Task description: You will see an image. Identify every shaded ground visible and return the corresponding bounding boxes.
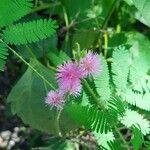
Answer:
[0,59,32,150]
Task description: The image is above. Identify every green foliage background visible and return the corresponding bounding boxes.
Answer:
[1,0,150,149]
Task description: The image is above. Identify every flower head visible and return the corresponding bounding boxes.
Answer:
[57,61,83,96]
[45,90,64,109]
[80,51,101,77]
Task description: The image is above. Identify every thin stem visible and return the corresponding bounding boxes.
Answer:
[82,79,104,109]
[26,45,36,58]
[114,126,130,150]
[11,49,54,89]
[30,2,61,13]
[47,64,57,72]
[62,5,70,51]
[1,40,55,90]
[35,0,38,7]
[116,24,121,33]
[97,0,119,52]
[103,32,108,58]
[55,108,63,136]
[73,43,81,61]
[49,0,59,18]
[101,0,119,29]
[63,6,69,27]
[26,45,50,92]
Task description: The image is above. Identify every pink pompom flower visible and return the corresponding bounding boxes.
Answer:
[45,90,64,109]
[80,51,101,77]
[57,61,83,96]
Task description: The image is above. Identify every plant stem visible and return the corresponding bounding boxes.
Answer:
[2,41,55,90]
[26,45,36,58]
[62,6,70,51]
[55,109,63,136]
[82,79,104,109]
[101,0,119,30]
[35,0,38,7]
[31,2,61,13]
[47,64,57,72]
[98,0,119,53]
[103,32,108,58]
[114,126,130,150]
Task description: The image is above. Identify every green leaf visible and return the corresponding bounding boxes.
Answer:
[86,5,102,19]
[2,19,58,45]
[62,0,116,49]
[61,0,116,29]
[0,0,33,28]
[123,0,134,6]
[64,103,88,126]
[94,131,116,150]
[81,92,90,106]
[82,78,99,106]
[127,32,150,92]
[120,109,150,135]
[131,127,143,150]
[72,30,99,50]
[94,55,111,101]
[7,59,79,135]
[0,41,8,71]
[17,34,58,59]
[108,33,127,49]
[61,0,92,27]
[122,89,150,111]
[112,46,131,95]
[109,32,150,111]
[47,50,70,66]
[65,97,125,134]
[132,0,150,26]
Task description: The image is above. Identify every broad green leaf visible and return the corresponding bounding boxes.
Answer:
[61,0,116,49]
[123,0,134,5]
[132,0,150,26]
[134,11,150,27]
[7,59,79,135]
[108,33,127,49]
[72,30,99,50]
[64,103,88,126]
[47,50,70,66]
[17,34,58,59]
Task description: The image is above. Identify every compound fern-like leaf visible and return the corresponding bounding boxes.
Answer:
[0,42,8,71]
[112,46,131,95]
[123,89,150,111]
[94,131,116,150]
[120,109,150,135]
[2,19,58,45]
[66,97,125,134]
[94,55,111,101]
[0,0,33,28]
